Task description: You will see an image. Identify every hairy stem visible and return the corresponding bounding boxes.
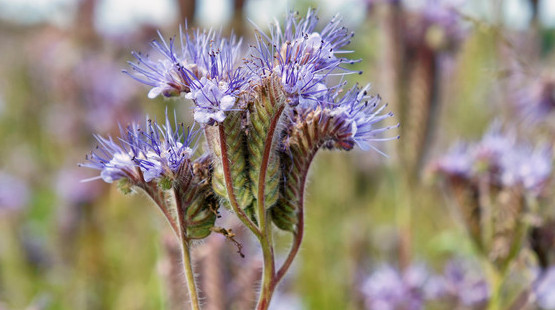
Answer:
[276,189,305,284]
[180,239,201,310]
[275,147,317,283]
[174,189,201,310]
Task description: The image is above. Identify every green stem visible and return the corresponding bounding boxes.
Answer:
[218,125,262,238]
[174,189,201,310]
[485,262,506,310]
[180,239,201,310]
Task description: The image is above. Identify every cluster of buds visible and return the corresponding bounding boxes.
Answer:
[432,123,552,270]
[81,9,398,309]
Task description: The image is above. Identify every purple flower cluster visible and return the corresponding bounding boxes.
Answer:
[80,112,197,183]
[247,9,357,106]
[361,260,489,310]
[434,122,552,195]
[361,264,435,310]
[125,28,246,125]
[124,10,395,151]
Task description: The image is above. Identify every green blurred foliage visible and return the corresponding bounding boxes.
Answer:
[0,0,551,309]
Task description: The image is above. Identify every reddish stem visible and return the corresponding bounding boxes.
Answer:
[275,148,316,283]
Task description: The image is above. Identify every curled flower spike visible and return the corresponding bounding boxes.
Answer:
[272,85,397,232]
[285,84,399,153]
[325,85,399,152]
[125,27,247,124]
[80,111,199,184]
[247,9,359,106]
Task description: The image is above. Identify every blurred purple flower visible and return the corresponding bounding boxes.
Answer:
[433,122,552,195]
[535,267,555,309]
[0,172,29,212]
[269,292,304,310]
[439,260,490,306]
[361,264,435,310]
[434,142,474,178]
[76,56,139,132]
[513,77,555,122]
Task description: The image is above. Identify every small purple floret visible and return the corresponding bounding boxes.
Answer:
[80,111,197,183]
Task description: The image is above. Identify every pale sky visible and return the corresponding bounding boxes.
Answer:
[0,0,553,35]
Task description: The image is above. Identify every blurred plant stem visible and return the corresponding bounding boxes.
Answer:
[484,261,507,310]
[0,216,34,308]
[177,0,196,24]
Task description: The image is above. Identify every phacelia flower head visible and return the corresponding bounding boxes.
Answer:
[80,111,198,184]
[433,122,553,195]
[326,85,399,152]
[248,9,358,106]
[126,27,248,125]
[285,84,398,153]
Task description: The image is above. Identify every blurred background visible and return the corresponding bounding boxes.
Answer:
[1,0,555,309]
